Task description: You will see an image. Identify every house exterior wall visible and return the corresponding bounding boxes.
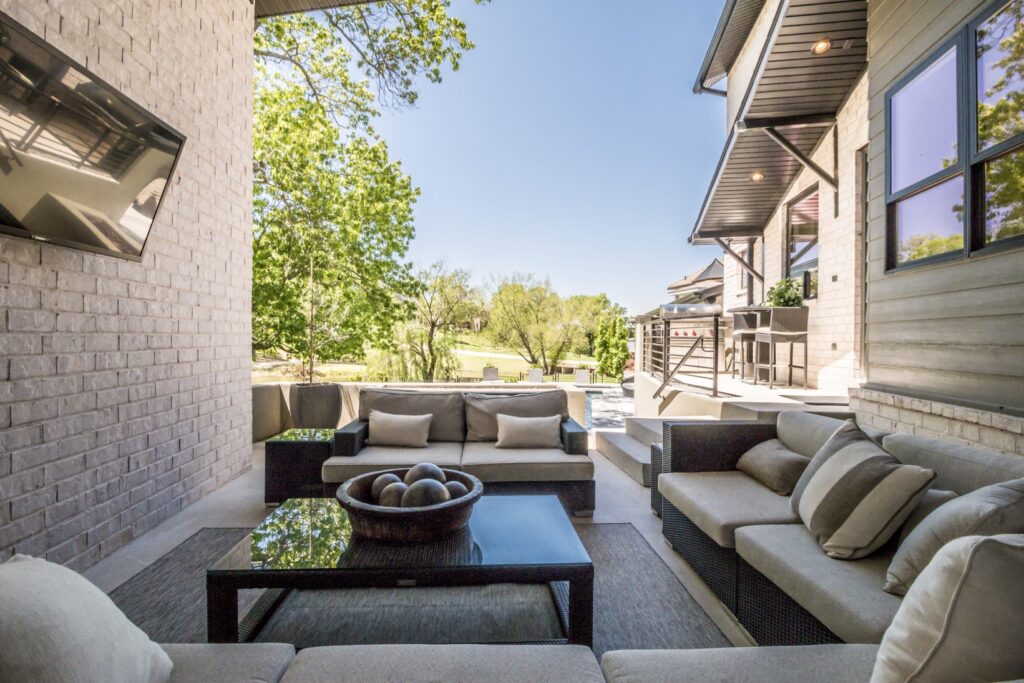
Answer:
[0,0,254,569]
[720,74,869,393]
[863,0,1024,426]
[726,0,782,126]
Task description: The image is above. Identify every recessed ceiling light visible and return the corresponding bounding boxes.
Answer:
[750,171,765,182]
[811,38,832,55]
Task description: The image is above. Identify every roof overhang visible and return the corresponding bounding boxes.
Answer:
[254,0,375,19]
[689,0,867,246]
[694,0,768,94]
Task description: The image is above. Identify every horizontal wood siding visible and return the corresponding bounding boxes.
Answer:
[864,0,1024,411]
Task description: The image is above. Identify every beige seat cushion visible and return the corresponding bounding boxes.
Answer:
[735,524,902,643]
[322,443,463,483]
[162,644,295,683]
[777,411,847,458]
[280,644,604,683]
[602,645,879,683]
[658,471,800,548]
[460,442,593,482]
[872,535,1024,683]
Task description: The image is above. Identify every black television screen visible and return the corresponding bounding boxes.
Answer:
[0,13,185,260]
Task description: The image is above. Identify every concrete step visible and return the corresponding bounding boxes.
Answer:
[594,430,651,487]
[625,417,665,445]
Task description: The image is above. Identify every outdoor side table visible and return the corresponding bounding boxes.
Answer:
[264,429,335,504]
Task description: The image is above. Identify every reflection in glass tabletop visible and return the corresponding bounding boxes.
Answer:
[266,429,336,443]
[211,495,591,573]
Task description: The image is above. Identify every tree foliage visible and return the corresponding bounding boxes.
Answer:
[369,263,481,381]
[487,276,584,375]
[568,294,627,356]
[252,2,484,378]
[977,0,1024,242]
[595,315,630,379]
[252,85,419,382]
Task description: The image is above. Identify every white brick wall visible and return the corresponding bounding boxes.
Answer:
[721,75,869,393]
[851,388,1024,457]
[0,0,253,570]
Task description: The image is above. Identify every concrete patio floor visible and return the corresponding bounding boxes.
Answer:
[84,439,752,648]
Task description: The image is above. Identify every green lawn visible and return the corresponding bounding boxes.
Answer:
[253,332,601,383]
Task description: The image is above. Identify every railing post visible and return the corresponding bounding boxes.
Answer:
[662,320,670,387]
[712,315,719,398]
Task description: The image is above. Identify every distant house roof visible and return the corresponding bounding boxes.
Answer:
[667,259,724,294]
[254,0,373,19]
[693,0,767,93]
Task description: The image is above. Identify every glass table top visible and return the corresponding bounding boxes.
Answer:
[267,428,335,443]
[211,495,591,573]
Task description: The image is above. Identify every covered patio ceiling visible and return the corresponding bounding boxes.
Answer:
[254,0,375,20]
[690,0,867,245]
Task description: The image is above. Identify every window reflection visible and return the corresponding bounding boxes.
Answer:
[895,175,964,263]
[788,192,819,298]
[984,146,1024,244]
[977,0,1024,150]
[890,47,959,192]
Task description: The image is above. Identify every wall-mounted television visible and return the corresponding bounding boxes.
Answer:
[0,12,185,261]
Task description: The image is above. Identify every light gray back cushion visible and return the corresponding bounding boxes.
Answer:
[359,389,465,442]
[776,412,846,458]
[872,534,1024,683]
[465,392,568,442]
[882,433,1024,494]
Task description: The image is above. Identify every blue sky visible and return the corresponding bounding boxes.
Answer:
[373,0,727,314]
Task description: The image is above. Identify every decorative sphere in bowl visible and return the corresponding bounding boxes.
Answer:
[335,466,483,542]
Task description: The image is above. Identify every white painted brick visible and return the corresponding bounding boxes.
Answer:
[0,0,253,568]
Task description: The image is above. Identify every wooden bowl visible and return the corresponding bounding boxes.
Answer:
[335,468,484,543]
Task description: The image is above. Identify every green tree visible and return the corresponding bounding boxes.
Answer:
[252,87,420,382]
[900,233,965,263]
[487,276,582,375]
[568,294,627,356]
[595,315,630,379]
[252,3,485,378]
[370,263,481,381]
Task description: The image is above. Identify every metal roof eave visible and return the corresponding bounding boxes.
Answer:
[253,0,375,19]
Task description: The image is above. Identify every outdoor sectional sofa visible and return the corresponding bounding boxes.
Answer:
[322,388,596,516]
[655,410,1024,646]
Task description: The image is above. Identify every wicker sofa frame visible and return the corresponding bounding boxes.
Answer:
[330,417,595,516]
[659,418,844,645]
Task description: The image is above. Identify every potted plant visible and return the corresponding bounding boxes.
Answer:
[764,277,804,308]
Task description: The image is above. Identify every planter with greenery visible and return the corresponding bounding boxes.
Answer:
[764,278,804,308]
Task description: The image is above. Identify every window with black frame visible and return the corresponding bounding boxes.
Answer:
[885,0,1024,269]
[787,189,819,299]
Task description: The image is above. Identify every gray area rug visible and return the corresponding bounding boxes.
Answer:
[109,523,727,656]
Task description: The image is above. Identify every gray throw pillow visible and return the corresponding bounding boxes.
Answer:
[898,489,958,544]
[885,478,1024,596]
[735,439,810,496]
[366,410,432,448]
[465,392,568,441]
[797,433,935,559]
[871,535,1024,683]
[790,420,867,515]
[495,414,563,449]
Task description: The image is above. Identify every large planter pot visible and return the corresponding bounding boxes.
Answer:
[289,382,343,428]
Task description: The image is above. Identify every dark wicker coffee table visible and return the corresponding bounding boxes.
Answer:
[207,495,594,646]
[263,428,335,504]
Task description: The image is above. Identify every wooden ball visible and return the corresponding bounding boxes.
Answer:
[404,462,447,485]
[371,473,402,502]
[401,479,451,508]
[445,481,469,499]
[377,482,409,508]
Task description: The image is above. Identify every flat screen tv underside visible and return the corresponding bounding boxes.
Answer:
[0,12,185,260]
